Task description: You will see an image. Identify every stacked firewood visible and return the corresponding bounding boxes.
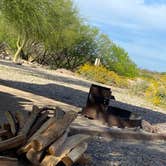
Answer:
[0,105,90,166]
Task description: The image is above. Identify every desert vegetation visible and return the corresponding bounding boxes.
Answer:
[0,0,165,109]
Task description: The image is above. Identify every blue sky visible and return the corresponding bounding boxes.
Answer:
[73,0,166,72]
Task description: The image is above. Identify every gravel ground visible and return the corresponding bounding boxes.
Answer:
[0,60,166,166]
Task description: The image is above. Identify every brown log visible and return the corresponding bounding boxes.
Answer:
[15,111,25,133]
[31,111,77,151]
[18,116,58,154]
[1,123,13,139]
[21,105,41,136]
[27,113,49,138]
[5,111,17,136]
[0,134,25,152]
[41,155,61,166]
[29,116,58,141]
[48,129,69,155]
[55,134,90,157]
[61,142,88,166]
[0,156,18,166]
[26,148,45,165]
[17,142,32,155]
[76,154,92,165]
[0,129,9,137]
[42,143,88,166]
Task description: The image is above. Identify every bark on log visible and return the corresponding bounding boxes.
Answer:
[15,111,25,133]
[21,105,41,136]
[5,111,17,136]
[62,143,88,166]
[0,156,18,166]
[0,129,9,137]
[55,134,90,157]
[26,148,45,165]
[31,111,77,151]
[27,113,49,138]
[0,134,25,152]
[18,116,58,154]
[48,129,69,155]
[29,116,58,141]
[1,123,13,139]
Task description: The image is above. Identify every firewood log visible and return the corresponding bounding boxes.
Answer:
[76,154,92,165]
[5,111,17,136]
[31,111,77,151]
[48,129,69,155]
[27,113,49,138]
[20,105,41,136]
[41,143,88,166]
[18,116,59,154]
[26,148,45,165]
[15,111,25,133]
[2,123,13,139]
[61,143,88,166]
[0,134,25,152]
[0,156,18,166]
[41,155,60,166]
[0,129,9,137]
[55,134,90,157]
[29,116,58,141]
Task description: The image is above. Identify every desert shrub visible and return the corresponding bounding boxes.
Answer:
[131,79,149,96]
[77,63,128,88]
[145,77,166,107]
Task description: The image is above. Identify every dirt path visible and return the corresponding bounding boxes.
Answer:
[0,60,166,166]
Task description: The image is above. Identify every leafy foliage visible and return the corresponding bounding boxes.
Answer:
[78,63,129,88]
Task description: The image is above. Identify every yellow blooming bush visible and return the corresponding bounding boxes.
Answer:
[77,63,128,88]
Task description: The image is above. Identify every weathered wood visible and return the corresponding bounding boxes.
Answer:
[21,105,41,136]
[42,143,88,166]
[5,111,17,136]
[31,111,77,151]
[0,134,25,152]
[29,116,58,141]
[56,134,90,157]
[27,113,49,138]
[0,156,18,166]
[0,129,9,137]
[26,148,45,165]
[18,116,58,154]
[1,123,13,139]
[15,111,25,133]
[62,143,88,166]
[41,155,60,166]
[48,129,69,155]
[17,142,32,155]
[70,125,166,141]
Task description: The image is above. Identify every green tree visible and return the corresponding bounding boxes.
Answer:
[0,0,56,62]
[102,42,139,77]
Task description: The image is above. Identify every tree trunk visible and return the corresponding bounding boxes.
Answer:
[13,36,26,62]
[13,46,22,62]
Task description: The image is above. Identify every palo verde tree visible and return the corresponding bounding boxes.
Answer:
[0,0,56,62]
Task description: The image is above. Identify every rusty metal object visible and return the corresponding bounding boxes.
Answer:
[82,84,142,128]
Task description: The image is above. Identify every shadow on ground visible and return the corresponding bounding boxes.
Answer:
[0,78,88,108]
[0,78,166,124]
[0,91,31,124]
